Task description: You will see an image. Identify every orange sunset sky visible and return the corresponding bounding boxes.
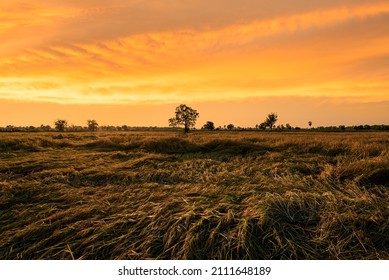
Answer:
[1,0,388,128]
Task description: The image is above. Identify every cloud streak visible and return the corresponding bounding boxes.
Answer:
[0,0,388,111]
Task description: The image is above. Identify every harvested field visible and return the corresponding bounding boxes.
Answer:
[0,131,388,259]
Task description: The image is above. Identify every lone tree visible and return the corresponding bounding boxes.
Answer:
[308,121,312,129]
[264,112,278,130]
[54,119,68,132]
[202,121,215,130]
[168,104,199,133]
[87,119,99,131]
[227,124,235,130]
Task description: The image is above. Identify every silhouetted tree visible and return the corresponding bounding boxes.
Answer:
[54,119,67,132]
[308,121,312,128]
[168,104,199,133]
[87,120,99,131]
[286,123,292,130]
[364,125,371,130]
[264,112,278,129]
[227,124,235,130]
[202,121,215,130]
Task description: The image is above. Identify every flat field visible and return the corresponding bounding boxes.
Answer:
[0,131,388,259]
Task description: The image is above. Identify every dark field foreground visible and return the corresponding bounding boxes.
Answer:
[0,131,388,259]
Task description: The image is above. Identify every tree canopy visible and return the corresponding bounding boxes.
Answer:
[168,104,199,133]
[264,112,278,130]
[54,119,67,132]
[87,120,99,131]
[202,121,215,130]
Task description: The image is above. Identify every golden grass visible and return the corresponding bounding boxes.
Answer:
[0,131,388,259]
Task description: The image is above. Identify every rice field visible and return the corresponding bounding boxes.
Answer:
[0,131,388,259]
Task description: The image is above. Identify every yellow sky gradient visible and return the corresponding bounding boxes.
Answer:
[1,0,388,127]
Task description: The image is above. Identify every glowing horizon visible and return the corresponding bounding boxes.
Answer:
[1,0,388,126]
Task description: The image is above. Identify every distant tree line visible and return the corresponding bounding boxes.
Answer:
[1,104,389,132]
[0,124,175,132]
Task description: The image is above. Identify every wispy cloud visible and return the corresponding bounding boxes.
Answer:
[0,1,389,106]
